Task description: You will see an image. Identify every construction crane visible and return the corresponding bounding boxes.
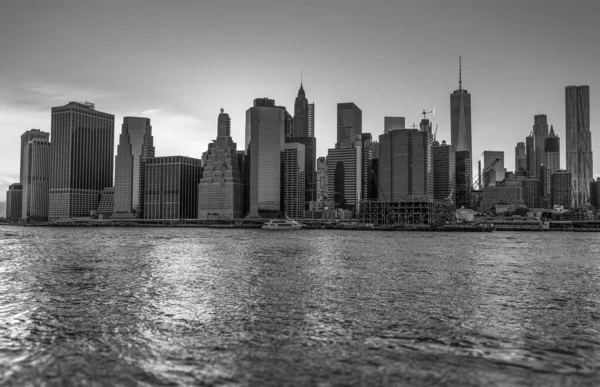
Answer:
[422,108,436,120]
[472,158,501,190]
[445,188,454,204]
[433,125,438,142]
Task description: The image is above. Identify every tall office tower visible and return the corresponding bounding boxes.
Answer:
[515,142,527,172]
[566,85,593,207]
[20,129,49,183]
[316,156,328,209]
[526,133,535,177]
[308,103,315,137]
[113,117,155,218]
[361,133,374,200]
[539,165,552,209]
[433,141,456,202]
[337,102,362,148]
[384,117,406,133]
[5,183,23,220]
[97,187,114,216]
[481,151,504,187]
[21,138,51,220]
[522,179,539,208]
[333,162,346,208]
[144,156,202,219]
[590,179,600,209]
[293,83,309,137]
[49,102,114,219]
[551,170,572,209]
[198,109,244,220]
[450,57,472,172]
[455,151,471,209]
[245,98,286,218]
[326,140,362,211]
[532,114,549,176]
[283,143,306,218]
[378,129,433,201]
[283,108,295,138]
[544,125,560,173]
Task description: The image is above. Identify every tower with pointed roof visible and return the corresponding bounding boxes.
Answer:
[544,124,560,174]
[451,57,472,208]
[533,114,549,177]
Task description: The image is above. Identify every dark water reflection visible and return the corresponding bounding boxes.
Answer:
[1,227,600,386]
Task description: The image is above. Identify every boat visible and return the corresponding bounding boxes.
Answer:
[261,219,305,230]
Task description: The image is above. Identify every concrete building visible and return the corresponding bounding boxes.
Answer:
[316,157,328,209]
[360,133,374,200]
[333,162,346,209]
[97,187,114,217]
[526,133,535,177]
[544,125,560,173]
[49,102,114,219]
[198,109,244,220]
[515,142,527,172]
[455,151,472,209]
[378,129,433,201]
[481,151,505,187]
[450,58,472,174]
[5,183,23,220]
[245,98,286,218]
[521,178,539,208]
[308,103,315,138]
[384,117,405,133]
[539,165,552,209]
[481,184,524,213]
[590,179,600,209]
[21,138,51,220]
[20,129,49,183]
[337,102,362,148]
[566,85,593,207]
[144,156,202,219]
[326,143,362,211]
[113,117,155,218]
[532,114,549,177]
[293,83,309,137]
[283,143,306,218]
[433,141,456,202]
[551,169,572,209]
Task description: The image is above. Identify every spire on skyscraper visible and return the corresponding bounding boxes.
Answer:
[459,56,462,91]
[549,125,555,136]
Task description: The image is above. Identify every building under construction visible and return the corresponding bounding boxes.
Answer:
[359,196,452,226]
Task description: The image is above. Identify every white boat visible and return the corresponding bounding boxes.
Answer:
[262,219,305,230]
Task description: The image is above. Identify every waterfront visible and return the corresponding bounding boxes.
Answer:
[1,226,600,385]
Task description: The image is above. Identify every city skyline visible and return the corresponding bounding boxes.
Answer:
[1,0,599,208]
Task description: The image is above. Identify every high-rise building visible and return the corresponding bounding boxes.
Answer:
[481,151,505,188]
[551,170,572,209]
[544,125,560,173]
[316,156,328,209]
[144,156,202,219]
[384,117,406,133]
[113,117,155,218]
[337,103,362,148]
[5,183,23,220]
[20,129,49,183]
[21,138,51,220]
[245,98,286,218]
[532,114,549,176]
[455,150,472,209]
[360,133,374,200]
[450,57,472,173]
[565,85,593,207]
[480,183,524,213]
[526,133,535,177]
[433,141,456,202]
[283,143,306,218]
[49,102,114,219]
[378,129,433,201]
[539,165,552,209]
[308,103,315,138]
[333,161,346,209]
[515,142,527,172]
[198,109,244,220]
[326,143,362,211]
[590,179,600,209]
[293,83,309,137]
[521,178,539,208]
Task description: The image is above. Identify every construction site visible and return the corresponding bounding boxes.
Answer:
[358,197,454,226]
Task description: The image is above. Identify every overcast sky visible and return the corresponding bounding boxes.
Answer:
[1,0,599,208]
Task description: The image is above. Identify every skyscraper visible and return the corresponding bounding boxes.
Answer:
[515,142,527,172]
[22,137,51,220]
[114,117,155,218]
[551,170,572,209]
[532,114,549,176]
[49,102,114,219]
[526,133,535,177]
[544,125,560,173]
[433,141,456,202]
[378,129,433,201]
[326,143,362,211]
[245,98,286,218]
[5,183,23,220]
[455,151,472,209]
[308,103,315,137]
[384,117,406,133]
[565,85,593,207]
[293,83,309,137]
[450,57,472,167]
[316,156,328,210]
[283,142,306,218]
[337,103,362,148]
[144,156,202,219]
[20,129,49,183]
[198,109,244,220]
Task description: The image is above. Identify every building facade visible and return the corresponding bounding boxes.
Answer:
[565,85,592,207]
[113,117,155,218]
[316,156,328,209]
[551,170,572,209]
[22,138,51,220]
[433,141,456,202]
[198,109,244,220]
[283,143,306,218]
[144,156,202,219]
[515,142,527,172]
[590,179,600,209]
[450,58,472,175]
[532,114,549,177]
[326,144,362,211]
[384,117,406,133]
[544,125,560,173]
[308,103,315,137]
[20,129,49,183]
[49,102,114,219]
[455,150,472,209]
[6,183,23,220]
[337,102,362,148]
[526,133,535,177]
[521,178,539,208]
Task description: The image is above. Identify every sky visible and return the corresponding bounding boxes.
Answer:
[1,0,599,212]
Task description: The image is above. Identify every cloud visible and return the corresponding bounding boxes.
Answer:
[141,109,162,115]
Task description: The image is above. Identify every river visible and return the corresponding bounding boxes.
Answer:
[1,226,599,385]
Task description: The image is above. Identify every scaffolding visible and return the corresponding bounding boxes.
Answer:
[359,197,453,226]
